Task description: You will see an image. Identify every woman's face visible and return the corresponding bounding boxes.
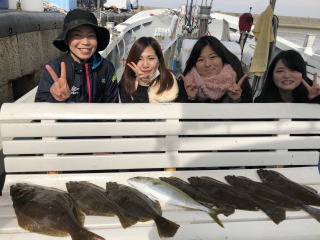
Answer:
[136,46,159,77]
[195,45,224,77]
[67,25,97,62]
[273,59,302,91]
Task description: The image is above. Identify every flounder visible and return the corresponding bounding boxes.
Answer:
[10,183,104,240]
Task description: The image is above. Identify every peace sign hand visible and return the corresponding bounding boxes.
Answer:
[47,62,71,101]
[302,73,320,100]
[227,74,247,101]
[127,62,151,86]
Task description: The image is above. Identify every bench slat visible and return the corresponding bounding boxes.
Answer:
[1,103,320,239]
[1,167,319,239]
[180,136,320,150]
[1,103,320,120]
[0,219,319,240]
[2,121,320,137]
[0,206,317,232]
[3,193,320,219]
[4,136,320,154]
[2,200,317,223]
[2,138,167,154]
[2,167,319,194]
[4,152,319,172]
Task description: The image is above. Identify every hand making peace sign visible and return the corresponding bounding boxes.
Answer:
[46,62,71,101]
[127,62,152,86]
[302,73,320,100]
[227,73,248,101]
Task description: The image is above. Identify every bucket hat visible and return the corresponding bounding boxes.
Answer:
[53,9,110,52]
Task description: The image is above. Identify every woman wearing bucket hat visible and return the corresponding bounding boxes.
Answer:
[35,9,119,103]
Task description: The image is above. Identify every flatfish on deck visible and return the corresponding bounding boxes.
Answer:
[66,181,138,228]
[106,181,180,238]
[188,176,286,224]
[188,176,259,211]
[225,175,320,222]
[257,169,320,206]
[10,183,105,240]
[159,176,235,216]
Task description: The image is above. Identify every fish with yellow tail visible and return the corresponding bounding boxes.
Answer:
[128,176,224,228]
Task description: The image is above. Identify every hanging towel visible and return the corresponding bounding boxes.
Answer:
[249,5,275,76]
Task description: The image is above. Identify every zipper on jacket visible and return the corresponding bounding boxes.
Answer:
[85,63,92,103]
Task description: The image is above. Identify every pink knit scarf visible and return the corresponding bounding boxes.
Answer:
[183,64,237,100]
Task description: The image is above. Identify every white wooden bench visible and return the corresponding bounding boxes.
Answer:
[0,102,319,240]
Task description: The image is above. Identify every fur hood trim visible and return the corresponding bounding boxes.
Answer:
[148,73,179,103]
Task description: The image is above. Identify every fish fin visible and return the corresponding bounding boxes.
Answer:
[153,200,162,215]
[117,213,138,228]
[70,228,105,240]
[303,185,319,194]
[138,216,153,222]
[302,205,320,222]
[73,207,85,226]
[208,209,224,228]
[105,182,119,192]
[259,204,286,224]
[154,216,180,238]
[218,206,235,217]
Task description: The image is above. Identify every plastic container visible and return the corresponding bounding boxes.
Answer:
[8,0,17,9]
[20,0,43,12]
[172,56,177,73]
[0,0,9,9]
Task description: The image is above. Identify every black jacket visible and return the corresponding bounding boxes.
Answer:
[35,53,119,103]
[119,78,188,103]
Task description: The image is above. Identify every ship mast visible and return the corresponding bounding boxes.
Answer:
[197,0,213,37]
[97,0,101,26]
[183,0,213,37]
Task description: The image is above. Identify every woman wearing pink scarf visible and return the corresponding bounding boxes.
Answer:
[181,36,253,103]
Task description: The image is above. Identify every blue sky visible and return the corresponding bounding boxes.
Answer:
[138,0,320,18]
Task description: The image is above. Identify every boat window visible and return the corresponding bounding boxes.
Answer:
[142,22,152,28]
[132,25,140,32]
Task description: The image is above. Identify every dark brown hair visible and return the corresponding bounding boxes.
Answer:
[255,50,318,103]
[120,37,173,97]
[183,35,253,102]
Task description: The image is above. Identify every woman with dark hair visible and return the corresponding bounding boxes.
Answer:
[120,37,187,102]
[181,36,252,103]
[255,50,320,103]
[35,9,118,103]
